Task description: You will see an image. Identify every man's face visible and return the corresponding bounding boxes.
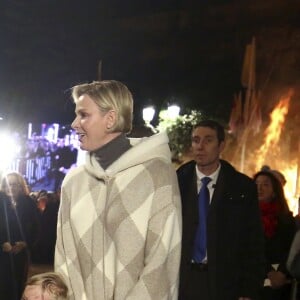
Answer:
[191,126,224,173]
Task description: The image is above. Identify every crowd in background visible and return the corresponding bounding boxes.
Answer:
[7,134,79,192]
[0,172,59,299]
[0,132,79,299]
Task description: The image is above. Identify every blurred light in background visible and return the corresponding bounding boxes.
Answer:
[0,132,20,172]
[142,106,156,125]
[167,104,180,120]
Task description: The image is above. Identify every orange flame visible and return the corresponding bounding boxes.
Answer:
[254,89,298,214]
[282,163,298,214]
[255,91,291,169]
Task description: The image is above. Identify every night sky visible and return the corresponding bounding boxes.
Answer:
[1,1,298,129]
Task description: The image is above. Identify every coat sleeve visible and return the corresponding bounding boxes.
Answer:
[125,178,182,300]
[287,230,300,279]
[277,213,296,275]
[54,189,76,300]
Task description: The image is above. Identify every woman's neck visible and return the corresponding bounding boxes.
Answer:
[93,133,131,169]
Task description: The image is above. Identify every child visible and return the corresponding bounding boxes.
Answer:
[22,272,68,300]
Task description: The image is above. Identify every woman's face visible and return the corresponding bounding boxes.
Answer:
[71,94,118,151]
[255,175,275,202]
[4,174,22,199]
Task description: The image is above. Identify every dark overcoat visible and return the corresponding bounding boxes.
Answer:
[177,160,265,300]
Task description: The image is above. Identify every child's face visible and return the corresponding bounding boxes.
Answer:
[22,285,52,300]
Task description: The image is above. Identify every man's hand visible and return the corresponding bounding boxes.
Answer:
[268,270,289,289]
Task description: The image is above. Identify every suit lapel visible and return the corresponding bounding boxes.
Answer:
[209,163,227,210]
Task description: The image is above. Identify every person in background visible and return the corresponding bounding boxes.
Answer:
[177,119,265,300]
[22,272,68,300]
[0,172,39,300]
[31,191,59,265]
[52,139,78,192]
[260,165,287,187]
[254,170,296,300]
[55,80,182,299]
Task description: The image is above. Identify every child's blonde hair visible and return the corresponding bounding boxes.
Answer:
[25,272,68,299]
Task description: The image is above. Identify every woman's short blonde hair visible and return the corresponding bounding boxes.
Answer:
[72,80,133,133]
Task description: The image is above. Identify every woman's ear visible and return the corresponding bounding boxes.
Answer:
[106,110,117,130]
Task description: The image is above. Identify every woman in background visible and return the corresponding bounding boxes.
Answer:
[0,172,39,299]
[254,170,296,300]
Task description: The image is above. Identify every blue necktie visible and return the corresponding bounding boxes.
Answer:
[193,176,212,262]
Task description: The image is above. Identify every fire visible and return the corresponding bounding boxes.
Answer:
[282,162,299,214]
[254,89,299,214]
[255,92,291,169]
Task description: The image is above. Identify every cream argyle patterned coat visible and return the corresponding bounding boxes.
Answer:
[55,132,182,300]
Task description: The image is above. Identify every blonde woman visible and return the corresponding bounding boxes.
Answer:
[55,80,182,299]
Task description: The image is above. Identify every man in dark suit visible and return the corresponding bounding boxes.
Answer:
[177,120,265,300]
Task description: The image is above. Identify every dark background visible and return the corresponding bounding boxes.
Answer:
[1,0,300,129]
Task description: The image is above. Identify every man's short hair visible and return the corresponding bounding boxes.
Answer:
[193,120,225,143]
